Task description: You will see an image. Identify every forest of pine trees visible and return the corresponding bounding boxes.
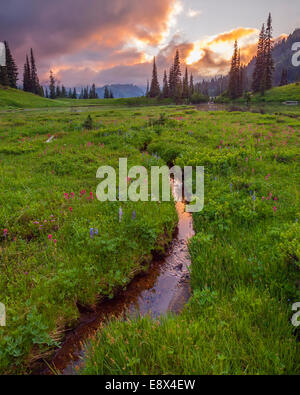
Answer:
[146,50,207,103]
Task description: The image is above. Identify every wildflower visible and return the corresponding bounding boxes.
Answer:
[245,157,248,162]
[70,192,75,198]
[132,210,136,219]
[230,183,233,192]
[90,228,93,238]
[48,234,52,240]
[262,197,265,201]
[64,193,69,200]
[3,229,7,237]
[95,228,98,235]
[273,206,277,213]
[53,239,57,244]
[119,207,123,222]
[252,194,256,201]
[69,207,73,213]
[274,197,278,201]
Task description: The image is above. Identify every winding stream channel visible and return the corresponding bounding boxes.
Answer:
[41,179,195,374]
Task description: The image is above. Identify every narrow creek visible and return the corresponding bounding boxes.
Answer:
[41,179,194,374]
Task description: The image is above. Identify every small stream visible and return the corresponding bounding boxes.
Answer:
[42,179,194,374]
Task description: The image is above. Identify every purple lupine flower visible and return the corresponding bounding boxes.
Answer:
[95,228,98,235]
[119,207,123,222]
[90,228,94,238]
[252,194,256,201]
[230,183,233,192]
[132,210,136,220]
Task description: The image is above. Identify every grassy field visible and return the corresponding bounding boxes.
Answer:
[0,86,173,110]
[0,99,299,374]
[79,107,300,375]
[217,83,300,104]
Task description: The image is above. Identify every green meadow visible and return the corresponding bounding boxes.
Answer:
[0,93,299,374]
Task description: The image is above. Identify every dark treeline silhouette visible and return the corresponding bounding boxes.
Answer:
[146,50,208,103]
[46,71,99,100]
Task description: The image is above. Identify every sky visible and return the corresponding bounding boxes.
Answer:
[0,0,299,87]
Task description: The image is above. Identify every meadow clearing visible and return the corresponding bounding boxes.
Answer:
[0,99,299,374]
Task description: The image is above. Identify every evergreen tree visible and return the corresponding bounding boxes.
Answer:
[145,80,149,97]
[30,49,39,94]
[61,85,67,98]
[162,70,169,98]
[252,24,266,93]
[72,88,77,99]
[4,42,18,88]
[229,40,240,99]
[49,70,56,99]
[68,88,72,98]
[189,74,194,96]
[23,55,32,92]
[149,57,160,98]
[0,66,9,86]
[279,68,288,86]
[104,86,109,99]
[83,87,89,99]
[109,89,114,99]
[182,67,189,99]
[45,88,49,98]
[39,85,44,97]
[264,12,274,91]
[169,50,182,100]
[56,85,61,98]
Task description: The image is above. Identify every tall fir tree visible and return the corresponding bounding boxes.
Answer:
[252,24,266,93]
[72,88,77,99]
[229,40,240,99]
[149,57,160,98]
[280,68,288,86]
[49,70,56,99]
[169,50,181,100]
[162,70,169,98]
[0,66,9,86]
[30,49,40,94]
[23,55,32,92]
[4,42,18,88]
[189,74,194,96]
[264,12,274,91]
[145,80,149,97]
[182,67,189,99]
[104,86,109,98]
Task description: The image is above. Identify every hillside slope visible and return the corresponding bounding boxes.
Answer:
[0,86,65,109]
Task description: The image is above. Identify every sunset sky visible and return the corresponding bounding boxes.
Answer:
[0,0,299,87]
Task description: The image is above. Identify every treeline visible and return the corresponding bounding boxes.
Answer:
[146,50,207,103]
[46,70,100,100]
[228,13,274,99]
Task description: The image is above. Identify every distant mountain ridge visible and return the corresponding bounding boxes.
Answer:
[95,84,144,98]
